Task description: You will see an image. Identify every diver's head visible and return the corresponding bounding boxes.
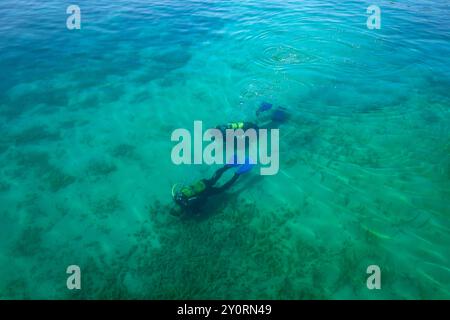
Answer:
[173,190,187,205]
[172,184,195,208]
[172,184,186,204]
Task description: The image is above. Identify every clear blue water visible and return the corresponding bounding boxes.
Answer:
[0,0,449,299]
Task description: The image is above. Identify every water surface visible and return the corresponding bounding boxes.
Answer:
[0,0,449,299]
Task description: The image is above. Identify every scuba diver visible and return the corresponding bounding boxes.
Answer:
[170,102,289,216]
[215,102,289,136]
[216,121,259,135]
[171,157,254,215]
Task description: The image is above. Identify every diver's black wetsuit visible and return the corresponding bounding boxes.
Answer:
[174,165,239,212]
[174,122,263,214]
[205,165,240,195]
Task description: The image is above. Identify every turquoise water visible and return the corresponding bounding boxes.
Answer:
[0,0,449,299]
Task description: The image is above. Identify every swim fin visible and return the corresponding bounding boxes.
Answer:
[235,157,255,175]
[256,102,273,116]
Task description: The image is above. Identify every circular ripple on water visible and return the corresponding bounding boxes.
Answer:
[256,44,316,70]
[254,44,319,71]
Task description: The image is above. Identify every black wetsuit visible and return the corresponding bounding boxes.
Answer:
[174,122,258,213]
[174,165,239,212]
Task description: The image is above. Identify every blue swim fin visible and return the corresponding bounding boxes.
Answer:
[235,157,255,175]
[256,102,273,116]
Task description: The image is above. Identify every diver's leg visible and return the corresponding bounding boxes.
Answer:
[206,165,233,185]
[209,174,240,195]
